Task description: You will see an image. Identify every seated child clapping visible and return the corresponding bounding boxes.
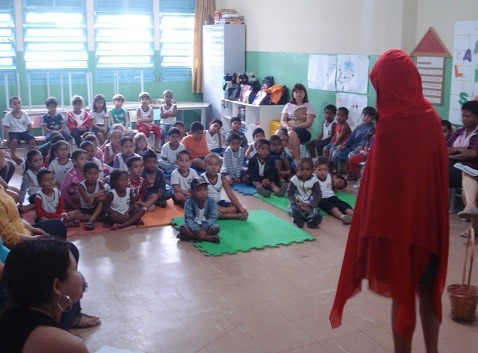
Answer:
[314,157,354,224]
[78,162,107,231]
[171,150,198,207]
[202,153,248,220]
[103,169,146,230]
[35,169,82,228]
[220,133,246,185]
[287,158,322,228]
[177,176,220,243]
[247,139,288,198]
[159,127,185,174]
[142,150,172,208]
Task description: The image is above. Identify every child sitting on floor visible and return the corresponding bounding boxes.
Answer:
[127,156,158,212]
[221,133,246,185]
[172,121,186,139]
[142,150,172,208]
[181,121,210,171]
[323,107,351,165]
[177,176,220,243]
[245,127,265,160]
[133,132,152,157]
[225,116,248,148]
[103,169,146,230]
[202,153,248,220]
[287,158,322,229]
[206,119,224,155]
[80,141,105,179]
[19,149,45,212]
[314,157,353,225]
[171,150,198,207]
[60,149,88,210]
[270,134,296,184]
[247,139,288,198]
[159,127,185,174]
[113,136,140,172]
[35,169,81,228]
[103,129,123,171]
[78,162,107,231]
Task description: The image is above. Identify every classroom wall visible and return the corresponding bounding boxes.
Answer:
[216,0,478,130]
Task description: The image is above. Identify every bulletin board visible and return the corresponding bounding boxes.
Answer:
[449,20,478,124]
[416,56,445,105]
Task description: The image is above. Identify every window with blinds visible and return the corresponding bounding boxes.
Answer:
[0,10,15,70]
[159,0,195,81]
[23,0,87,70]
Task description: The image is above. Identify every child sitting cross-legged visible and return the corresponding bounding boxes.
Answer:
[205,119,224,155]
[202,153,248,220]
[34,169,82,228]
[270,134,296,184]
[60,149,88,210]
[247,139,288,198]
[220,133,246,185]
[181,121,210,172]
[133,132,152,157]
[177,176,220,243]
[142,150,172,208]
[127,156,158,212]
[159,127,185,174]
[244,127,265,160]
[225,116,248,148]
[113,136,140,172]
[314,157,354,225]
[287,158,322,229]
[171,150,198,207]
[78,162,107,231]
[103,169,146,230]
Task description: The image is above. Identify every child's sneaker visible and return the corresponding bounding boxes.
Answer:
[340,214,352,225]
[276,182,289,197]
[289,207,304,228]
[307,213,323,228]
[257,186,271,198]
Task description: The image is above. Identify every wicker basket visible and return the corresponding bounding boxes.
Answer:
[447,227,478,322]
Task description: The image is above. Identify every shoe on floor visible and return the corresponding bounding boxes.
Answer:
[341,214,352,225]
[307,213,323,228]
[289,208,304,228]
[457,207,478,220]
[276,182,289,197]
[352,182,360,189]
[257,186,271,198]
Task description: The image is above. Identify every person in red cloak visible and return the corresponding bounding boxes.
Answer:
[329,49,449,353]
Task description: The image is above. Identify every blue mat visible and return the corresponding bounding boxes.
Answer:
[231,182,257,195]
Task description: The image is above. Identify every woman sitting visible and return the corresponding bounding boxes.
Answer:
[280,83,316,162]
[0,238,91,352]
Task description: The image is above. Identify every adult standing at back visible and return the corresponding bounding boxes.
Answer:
[329,49,449,353]
[280,83,316,162]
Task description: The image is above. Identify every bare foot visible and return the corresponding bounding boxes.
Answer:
[71,312,101,329]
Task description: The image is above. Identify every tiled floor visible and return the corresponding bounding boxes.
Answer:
[11,167,478,352]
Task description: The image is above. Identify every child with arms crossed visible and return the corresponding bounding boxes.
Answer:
[202,153,248,220]
[177,176,220,243]
[287,158,322,229]
[171,150,198,207]
[113,136,140,172]
[42,97,70,141]
[78,162,107,231]
[159,89,177,143]
[314,157,353,224]
[103,169,146,230]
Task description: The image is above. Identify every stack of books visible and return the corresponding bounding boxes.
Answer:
[214,9,245,24]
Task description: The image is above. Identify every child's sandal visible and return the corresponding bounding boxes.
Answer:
[85,220,95,231]
[72,219,81,228]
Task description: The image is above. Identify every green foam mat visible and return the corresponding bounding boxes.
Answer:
[253,192,357,213]
[171,209,315,256]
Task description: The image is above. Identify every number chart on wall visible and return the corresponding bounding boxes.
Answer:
[450,20,478,124]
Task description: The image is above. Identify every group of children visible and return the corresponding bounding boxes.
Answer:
[1,91,356,243]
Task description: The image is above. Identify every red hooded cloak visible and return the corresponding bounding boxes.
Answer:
[329,49,449,339]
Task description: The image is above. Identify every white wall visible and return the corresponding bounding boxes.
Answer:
[216,0,478,55]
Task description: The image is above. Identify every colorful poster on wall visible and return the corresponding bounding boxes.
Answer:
[336,93,368,128]
[416,56,445,105]
[336,55,369,94]
[449,20,478,124]
[307,55,336,91]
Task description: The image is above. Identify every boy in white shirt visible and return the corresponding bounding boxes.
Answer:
[159,127,185,174]
[171,150,198,207]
